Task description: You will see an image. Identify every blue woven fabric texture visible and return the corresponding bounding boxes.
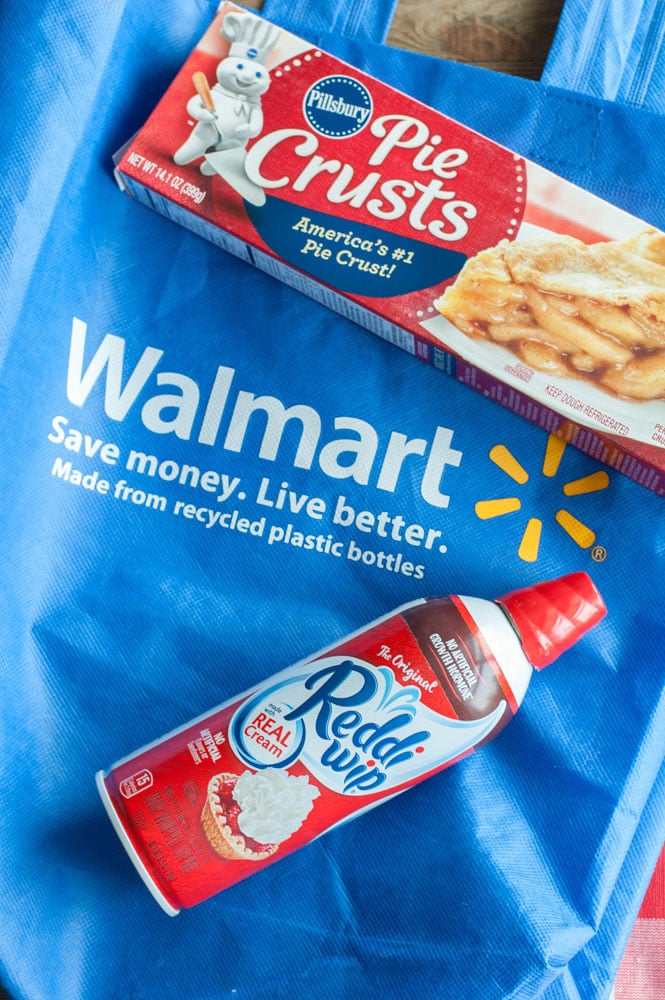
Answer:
[542,0,665,112]
[1,3,664,1000]
[262,0,399,43]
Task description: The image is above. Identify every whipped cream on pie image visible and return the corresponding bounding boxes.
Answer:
[201,769,319,861]
[434,228,665,402]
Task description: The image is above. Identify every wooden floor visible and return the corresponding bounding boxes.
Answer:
[387,0,565,78]
[245,0,565,78]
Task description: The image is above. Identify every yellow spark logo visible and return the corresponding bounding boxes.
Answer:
[475,434,609,563]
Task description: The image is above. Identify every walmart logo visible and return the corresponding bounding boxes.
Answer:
[475,434,609,563]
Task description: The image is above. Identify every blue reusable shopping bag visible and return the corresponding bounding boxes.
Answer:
[1,2,664,999]
[542,0,665,113]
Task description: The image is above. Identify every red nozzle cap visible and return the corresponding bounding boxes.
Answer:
[496,572,606,669]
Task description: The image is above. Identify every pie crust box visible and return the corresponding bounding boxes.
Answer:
[114,2,665,496]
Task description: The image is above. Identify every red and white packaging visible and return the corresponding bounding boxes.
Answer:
[97,572,605,913]
[114,3,665,496]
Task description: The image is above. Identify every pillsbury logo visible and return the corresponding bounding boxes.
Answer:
[303,75,373,138]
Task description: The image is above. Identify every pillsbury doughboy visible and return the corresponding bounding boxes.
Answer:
[174,10,279,200]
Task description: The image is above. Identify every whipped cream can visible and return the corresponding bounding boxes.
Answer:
[97,572,605,914]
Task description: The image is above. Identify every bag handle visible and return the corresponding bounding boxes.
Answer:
[260,0,400,44]
[543,0,665,113]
